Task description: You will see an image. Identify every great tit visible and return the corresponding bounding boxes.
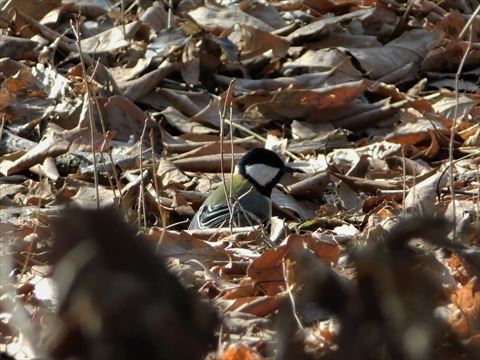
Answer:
[189,148,290,229]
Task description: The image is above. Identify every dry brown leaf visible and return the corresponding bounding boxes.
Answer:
[216,72,333,91]
[157,158,190,187]
[450,278,480,340]
[330,171,402,193]
[308,32,382,49]
[161,106,217,135]
[250,80,370,120]
[108,58,152,83]
[287,172,330,198]
[220,342,264,360]
[118,60,179,101]
[228,24,289,60]
[423,41,480,73]
[247,234,340,295]
[227,293,287,317]
[385,156,433,176]
[156,87,201,117]
[282,48,363,82]
[70,185,116,208]
[80,21,143,53]
[7,133,69,175]
[404,169,449,215]
[14,8,91,63]
[173,153,244,172]
[0,35,39,61]
[30,156,60,182]
[140,1,168,32]
[347,29,437,81]
[102,95,150,141]
[181,40,201,86]
[5,0,61,22]
[0,66,52,121]
[432,94,479,121]
[188,5,273,33]
[151,229,229,263]
[287,8,375,43]
[446,254,472,285]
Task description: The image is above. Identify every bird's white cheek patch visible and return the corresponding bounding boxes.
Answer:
[245,164,280,186]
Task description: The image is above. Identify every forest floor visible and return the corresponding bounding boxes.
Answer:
[0,0,479,359]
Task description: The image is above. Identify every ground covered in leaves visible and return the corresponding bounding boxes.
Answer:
[0,0,480,359]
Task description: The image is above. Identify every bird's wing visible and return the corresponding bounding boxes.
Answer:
[189,202,231,230]
[189,175,271,230]
[232,195,270,226]
[189,195,270,230]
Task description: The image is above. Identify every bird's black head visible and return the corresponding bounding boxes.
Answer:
[236,148,288,196]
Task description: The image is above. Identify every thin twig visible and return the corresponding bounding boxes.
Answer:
[71,20,100,209]
[401,148,406,217]
[450,27,472,239]
[223,118,301,161]
[390,0,415,38]
[20,204,40,277]
[137,119,149,229]
[234,188,272,247]
[282,259,304,329]
[229,94,235,217]
[412,162,417,215]
[165,219,189,229]
[436,150,480,199]
[476,163,480,225]
[121,0,126,39]
[0,114,5,140]
[150,129,167,249]
[458,4,480,39]
[88,59,123,210]
[167,0,173,29]
[79,55,123,211]
[217,324,224,358]
[0,254,43,357]
[219,80,236,232]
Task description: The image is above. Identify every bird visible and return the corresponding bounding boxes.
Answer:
[189,148,291,229]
